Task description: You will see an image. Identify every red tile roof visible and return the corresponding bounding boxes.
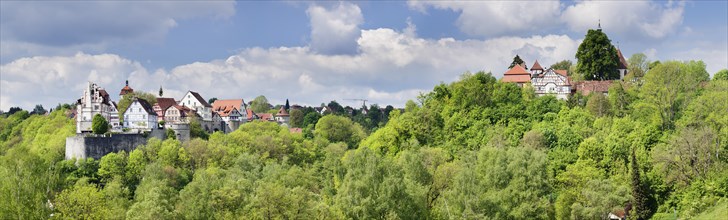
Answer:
[212,99,244,117]
[170,105,196,117]
[289,128,302,133]
[504,64,530,75]
[276,106,289,116]
[501,74,532,83]
[531,60,544,70]
[554,69,568,77]
[257,113,274,121]
[574,80,614,96]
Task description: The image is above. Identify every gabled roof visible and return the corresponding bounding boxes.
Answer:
[212,99,244,117]
[246,108,257,120]
[554,69,568,77]
[169,105,197,117]
[187,91,212,107]
[504,64,530,75]
[155,98,177,112]
[531,60,544,70]
[617,49,628,69]
[276,106,289,116]
[501,74,532,83]
[127,98,157,116]
[257,113,274,121]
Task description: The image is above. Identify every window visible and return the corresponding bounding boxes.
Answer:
[143,115,146,119]
[94,105,98,110]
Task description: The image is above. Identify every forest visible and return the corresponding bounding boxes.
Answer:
[1,60,727,219]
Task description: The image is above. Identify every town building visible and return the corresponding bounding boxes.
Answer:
[164,104,198,125]
[531,66,572,100]
[179,91,212,121]
[76,82,115,133]
[122,98,158,131]
[211,99,248,133]
[501,64,532,87]
[275,106,290,125]
[119,80,134,96]
[153,97,177,123]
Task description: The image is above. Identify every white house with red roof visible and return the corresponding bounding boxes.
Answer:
[179,91,212,121]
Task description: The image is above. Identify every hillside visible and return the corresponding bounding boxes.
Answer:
[1,62,727,219]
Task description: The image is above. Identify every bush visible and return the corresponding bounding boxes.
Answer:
[91,114,109,134]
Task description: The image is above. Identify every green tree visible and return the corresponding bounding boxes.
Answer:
[189,117,208,140]
[631,149,650,220]
[314,115,366,149]
[509,54,526,69]
[642,60,709,130]
[550,60,573,70]
[54,178,107,219]
[31,104,47,115]
[92,114,109,134]
[586,92,611,117]
[714,69,728,81]
[302,111,321,128]
[576,29,620,80]
[289,109,304,128]
[627,53,649,79]
[207,97,217,105]
[250,95,270,113]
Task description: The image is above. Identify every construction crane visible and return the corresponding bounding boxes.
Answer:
[344,98,368,108]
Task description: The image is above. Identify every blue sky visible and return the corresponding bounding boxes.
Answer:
[1,1,727,111]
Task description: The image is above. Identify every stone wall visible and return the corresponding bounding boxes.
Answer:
[66,134,150,160]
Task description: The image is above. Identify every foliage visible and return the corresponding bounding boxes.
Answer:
[250,95,270,113]
[576,29,620,80]
[0,62,725,219]
[714,69,728,81]
[31,104,47,115]
[289,109,304,128]
[586,92,611,117]
[92,114,109,134]
[509,54,526,69]
[550,60,573,70]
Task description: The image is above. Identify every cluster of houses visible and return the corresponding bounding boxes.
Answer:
[501,49,629,100]
[75,81,290,134]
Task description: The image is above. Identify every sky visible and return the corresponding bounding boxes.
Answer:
[1,1,727,111]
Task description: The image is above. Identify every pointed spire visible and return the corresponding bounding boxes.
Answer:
[159,85,163,97]
[598,19,602,30]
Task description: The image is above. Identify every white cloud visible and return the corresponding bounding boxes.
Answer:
[0,53,149,110]
[0,1,235,61]
[407,1,562,37]
[1,28,582,111]
[561,1,684,39]
[306,2,363,55]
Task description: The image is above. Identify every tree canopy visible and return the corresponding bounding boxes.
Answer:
[576,29,620,80]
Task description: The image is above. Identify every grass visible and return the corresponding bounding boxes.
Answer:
[693,199,728,220]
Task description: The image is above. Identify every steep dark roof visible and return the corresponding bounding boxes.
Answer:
[617,49,628,69]
[156,98,177,112]
[188,91,211,107]
[134,98,158,116]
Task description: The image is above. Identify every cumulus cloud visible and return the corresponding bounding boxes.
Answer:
[407,1,563,37]
[0,1,235,61]
[561,1,684,39]
[307,2,364,55]
[409,1,685,40]
[1,28,581,111]
[0,53,149,111]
